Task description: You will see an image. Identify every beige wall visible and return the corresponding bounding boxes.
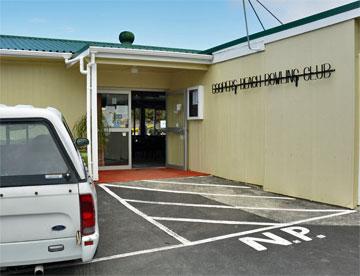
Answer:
[171,19,359,208]
[0,58,86,128]
[0,19,358,208]
[97,65,173,90]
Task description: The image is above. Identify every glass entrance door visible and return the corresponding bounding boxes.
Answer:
[131,91,167,168]
[166,91,187,170]
[99,91,131,169]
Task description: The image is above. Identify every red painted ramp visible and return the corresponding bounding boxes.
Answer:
[98,168,208,183]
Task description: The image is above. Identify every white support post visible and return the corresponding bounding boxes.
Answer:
[86,63,92,177]
[90,54,99,181]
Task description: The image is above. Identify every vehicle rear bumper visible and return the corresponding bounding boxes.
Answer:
[0,237,82,267]
[81,232,99,262]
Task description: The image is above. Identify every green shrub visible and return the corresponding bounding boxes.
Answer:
[73,114,108,153]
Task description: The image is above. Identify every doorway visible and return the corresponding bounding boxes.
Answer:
[131,91,166,168]
[98,89,187,171]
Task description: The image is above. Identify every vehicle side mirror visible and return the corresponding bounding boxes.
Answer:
[75,138,89,148]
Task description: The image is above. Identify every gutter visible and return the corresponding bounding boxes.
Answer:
[88,46,213,64]
[1,45,213,65]
[0,49,72,59]
[64,49,90,71]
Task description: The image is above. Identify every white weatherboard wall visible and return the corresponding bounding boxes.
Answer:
[171,19,359,208]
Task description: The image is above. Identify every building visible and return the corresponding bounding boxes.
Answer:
[1,2,359,208]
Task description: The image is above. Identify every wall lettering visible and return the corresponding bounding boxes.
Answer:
[212,63,335,94]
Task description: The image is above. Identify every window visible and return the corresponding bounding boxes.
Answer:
[145,108,155,136]
[62,116,87,177]
[155,110,166,135]
[142,108,166,136]
[187,85,204,120]
[101,94,129,128]
[0,120,75,187]
[62,116,75,143]
[131,108,141,135]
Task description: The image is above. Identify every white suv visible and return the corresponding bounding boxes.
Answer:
[0,105,99,268]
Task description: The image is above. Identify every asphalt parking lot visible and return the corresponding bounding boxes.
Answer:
[9,176,360,275]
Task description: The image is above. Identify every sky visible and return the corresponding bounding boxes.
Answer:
[0,0,356,50]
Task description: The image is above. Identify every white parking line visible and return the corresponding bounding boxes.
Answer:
[125,199,346,213]
[141,180,251,189]
[103,183,295,200]
[151,217,280,225]
[43,189,356,271]
[99,185,190,245]
[91,244,185,264]
[188,209,356,246]
[87,209,355,264]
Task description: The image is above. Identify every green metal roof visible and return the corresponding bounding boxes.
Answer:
[0,1,358,57]
[201,1,360,54]
[0,35,203,56]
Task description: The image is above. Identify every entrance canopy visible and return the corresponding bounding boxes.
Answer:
[65,46,212,180]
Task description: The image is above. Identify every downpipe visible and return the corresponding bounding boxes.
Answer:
[34,264,44,275]
[64,52,96,178]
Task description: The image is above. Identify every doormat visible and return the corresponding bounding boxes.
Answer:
[98,168,208,183]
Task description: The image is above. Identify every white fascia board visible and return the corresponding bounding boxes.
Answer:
[0,49,72,59]
[88,46,213,64]
[213,8,360,64]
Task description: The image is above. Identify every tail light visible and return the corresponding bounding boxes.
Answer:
[80,194,95,236]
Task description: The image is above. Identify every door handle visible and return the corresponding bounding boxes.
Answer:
[48,244,64,252]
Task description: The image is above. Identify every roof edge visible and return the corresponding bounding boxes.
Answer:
[202,1,360,54]
[0,49,72,59]
[88,46,213,65]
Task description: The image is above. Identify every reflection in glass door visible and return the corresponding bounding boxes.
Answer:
[100,91,131,169]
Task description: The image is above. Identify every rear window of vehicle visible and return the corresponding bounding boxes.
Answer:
[0,120,77,187]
